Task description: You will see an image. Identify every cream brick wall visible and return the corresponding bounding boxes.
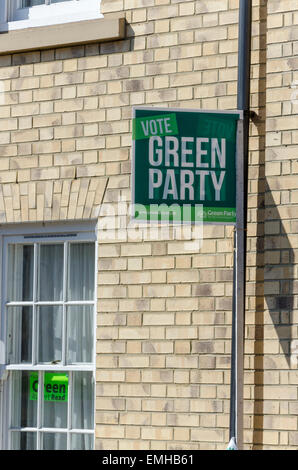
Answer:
[256,0,298,450]
[0,0,297,450]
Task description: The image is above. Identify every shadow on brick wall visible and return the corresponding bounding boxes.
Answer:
[264,185,294,362]
[252,176,294,448]
[245,0,294,450]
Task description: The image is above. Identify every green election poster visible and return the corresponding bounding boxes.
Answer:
[132,107,242,224]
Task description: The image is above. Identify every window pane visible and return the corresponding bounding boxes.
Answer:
[68,243,95,301]
[42,433,67,450]
[23,1,45,6]
[72,371,94,430]
[43,372,69,429]
[71,433,93,450]
[23,0,72,5]
[38,306,63,363]
[7,244,34,302]
[7,307,33,364]
[67,306,93,364]
[11,371,37,429]
[11,432,37,450]
[38,244,63,301]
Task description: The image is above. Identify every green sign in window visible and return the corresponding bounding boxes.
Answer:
[29,372,68,402]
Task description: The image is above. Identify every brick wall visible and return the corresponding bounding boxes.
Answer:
[0,0,297,450]
[259,0,298,450]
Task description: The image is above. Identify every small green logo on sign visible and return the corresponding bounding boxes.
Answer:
[30,372,68,402]
[133,113,178,140]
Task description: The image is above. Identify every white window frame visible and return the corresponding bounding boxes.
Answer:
[0,221,98,450]
[0,0,103,32]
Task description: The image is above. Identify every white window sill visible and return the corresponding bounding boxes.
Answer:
[5,364,94,371]
[0,16,125,55]
[1,0,103,30]
[2,0,104,32]
[2,13,104,32]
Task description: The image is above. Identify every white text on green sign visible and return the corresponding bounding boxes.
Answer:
[149,136,226,203]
